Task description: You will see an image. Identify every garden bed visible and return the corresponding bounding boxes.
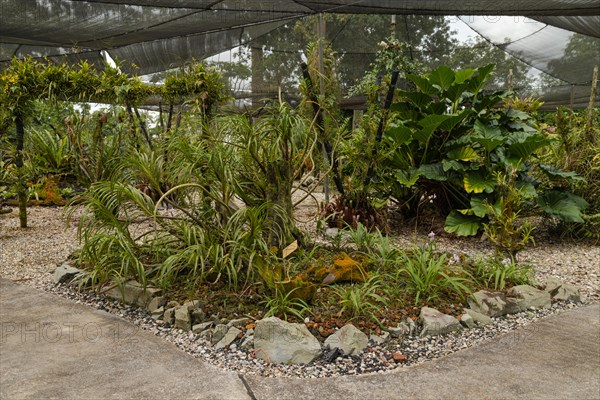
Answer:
[1,206,598,378]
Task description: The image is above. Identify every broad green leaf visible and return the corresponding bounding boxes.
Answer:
[470,196,489,218]
[385,123,413,145]
[419,163,447,181]
[466,63,495,94]
[538,164,585,183]
[454,68,475,84]
[538,190,588,223]
[390,101,420,121]
[406,74,437,95]
[508,121,537,132]
[419,114,454,129]
[413,127,435,144]
[395,90,432,109]
[516,181,538,199]
[507,109,530,120]
[507,132,550,160]
[438,112,471,131]
[464,170,496,193]
[447,146,480,162]
[428,66,455,90]
[472,119,504,152]
[472,92,504,112]
[444,83,473,104]
[395,167,420,187]
[430,102,448,115]
[444,210,481,236]
[372,197,389,208]
[414,114,454,143]
[442,160,464,172]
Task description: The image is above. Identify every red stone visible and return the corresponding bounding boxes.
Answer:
[392,352,407,363]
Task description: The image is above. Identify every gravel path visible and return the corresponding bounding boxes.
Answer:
[0,207,80,284]
[1,206,598,379]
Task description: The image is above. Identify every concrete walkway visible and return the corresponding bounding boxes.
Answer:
[1,278,599,400]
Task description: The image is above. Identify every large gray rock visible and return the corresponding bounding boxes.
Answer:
[369,331,390,345]
[467,290,520,317]
[459,313,475,329]
[324,324,368,356]
[163,307,176,326]
[182,301,206,325]
[464,308,493,326]
[388,325,407,338]
[106,280,162,307]
[254,317,321,364]
[545,277,562,294]
[402,317,416,336]
[420,307,462,336]
[211,324,229,345]
[214,327,242,350]
[53,264,82,284]
[240,329,254,351]
[227,318,251,328]
[151,306,164,321]
[146,296,165,313]
[507,285,551,311]
[174,305,192,331]
[546,277,583,303]
[240,335,254,351]
[192,321,213,334]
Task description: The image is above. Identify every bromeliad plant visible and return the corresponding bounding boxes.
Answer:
[377,64,587,237]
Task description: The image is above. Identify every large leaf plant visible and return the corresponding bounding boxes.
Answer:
[378,64,587,236]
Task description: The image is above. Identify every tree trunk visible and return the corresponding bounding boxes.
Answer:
[251,46,265,108]
[15,113,27,228]
[265,160,300,248]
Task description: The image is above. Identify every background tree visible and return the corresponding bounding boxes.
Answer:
[448,36,534,92]
[243,15,458,100]
[546,34,600,84]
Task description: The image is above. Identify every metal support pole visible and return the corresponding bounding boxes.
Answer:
[391,15,396,38]
[585,64,598,137]
[317,14,329,202]
[507,68,513,92]
[570,84,575,109]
